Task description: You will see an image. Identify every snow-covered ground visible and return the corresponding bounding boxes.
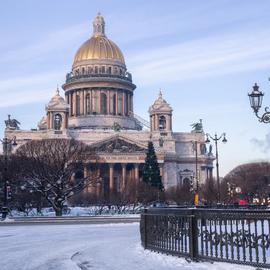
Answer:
[0,223,254,270]
[10,206,142,217]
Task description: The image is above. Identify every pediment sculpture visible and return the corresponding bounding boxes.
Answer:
[93,138,146,153]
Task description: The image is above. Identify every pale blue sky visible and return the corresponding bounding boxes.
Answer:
[1,0,270,176]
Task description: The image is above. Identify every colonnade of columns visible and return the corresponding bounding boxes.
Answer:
[66,88,133,117]
[84,162,142,198]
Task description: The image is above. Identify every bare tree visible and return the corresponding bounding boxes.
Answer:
[16,139,99,216]
[201,177,218,205]
[165,184,193,205]
[109,180,140,214]
[0,154,24,209]
[137,181,165,206]
[223,162,270,204]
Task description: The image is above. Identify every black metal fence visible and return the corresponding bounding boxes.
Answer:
[140,207,270,268]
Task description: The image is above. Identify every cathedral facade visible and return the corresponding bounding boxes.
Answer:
[4,14,214,196]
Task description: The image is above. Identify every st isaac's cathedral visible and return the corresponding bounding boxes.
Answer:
[4,14,214,195]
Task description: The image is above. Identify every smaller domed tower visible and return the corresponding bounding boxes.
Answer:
[39,88,69,130]
[149,91,173,133]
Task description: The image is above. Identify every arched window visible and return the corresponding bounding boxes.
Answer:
[100,93,107,114]
[86,94,91,114]
[76,95,80,115]
[101,66,105,73]
[95,66,98,74]
[108,67,112,74]
[182,177,190,187]
[88,67,93,74]
[159,115,166,130]
[54,114,62,130]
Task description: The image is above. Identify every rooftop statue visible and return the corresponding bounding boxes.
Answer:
[5,114,20,130]
[191,119,203,132]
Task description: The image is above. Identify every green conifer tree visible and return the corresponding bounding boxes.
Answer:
[142,141,164,191]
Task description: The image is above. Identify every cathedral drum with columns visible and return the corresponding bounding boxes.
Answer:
[4,14,214,197]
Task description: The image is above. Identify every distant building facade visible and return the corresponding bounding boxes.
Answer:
[4,14,214,197]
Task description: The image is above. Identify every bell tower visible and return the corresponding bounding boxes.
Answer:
[44,88,69,130]
[149,91,173,133]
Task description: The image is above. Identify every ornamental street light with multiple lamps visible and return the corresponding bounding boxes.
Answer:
[248,83,270,123]
[0,136,17,218]
[205,133,227,203]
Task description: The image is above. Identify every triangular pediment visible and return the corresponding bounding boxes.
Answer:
[90,135,147,154]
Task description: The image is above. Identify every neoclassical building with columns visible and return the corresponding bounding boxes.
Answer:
[4,14,214,198]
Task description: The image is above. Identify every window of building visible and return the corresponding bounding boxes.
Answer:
[95,66,98,74]
[159,137,164,147]
[100,93,107,114]
[118,93,123,115]
[70,94,73,116]
[108,67,112,74]
[88,67,93,74]
[76,95,80,115]
[159,115,166,130]
[82,67,85,74]
[86,94,91,114]
[125,93,129,115]
[112,94,116,115]
[54,114,62,130]
[182,177,190,187]
[101,66,105,73]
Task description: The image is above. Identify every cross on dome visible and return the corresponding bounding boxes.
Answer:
[93,12,105,36]
[56,85,60,95]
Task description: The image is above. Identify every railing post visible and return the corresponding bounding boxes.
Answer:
[140,208,147,249]
[189,210,198,260]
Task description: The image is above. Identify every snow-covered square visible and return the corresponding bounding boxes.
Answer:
[0,223,254,270]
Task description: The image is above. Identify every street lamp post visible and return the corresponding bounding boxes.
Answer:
[205,133,227,203]
[191,141,199,206]
[248,83,270,123]
[1,137,17,218]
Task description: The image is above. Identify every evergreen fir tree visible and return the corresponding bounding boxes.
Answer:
[142,141,164,191]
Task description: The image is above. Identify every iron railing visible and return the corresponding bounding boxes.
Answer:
[140,207,270,268]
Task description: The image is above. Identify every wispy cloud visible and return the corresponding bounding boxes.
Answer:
[251,132,270,153]
[127,29,270,85]
[0,71,64,108]
[0,22,89,65]
[0,2,269,108]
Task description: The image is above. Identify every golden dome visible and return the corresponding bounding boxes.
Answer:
[73,13,125,67]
